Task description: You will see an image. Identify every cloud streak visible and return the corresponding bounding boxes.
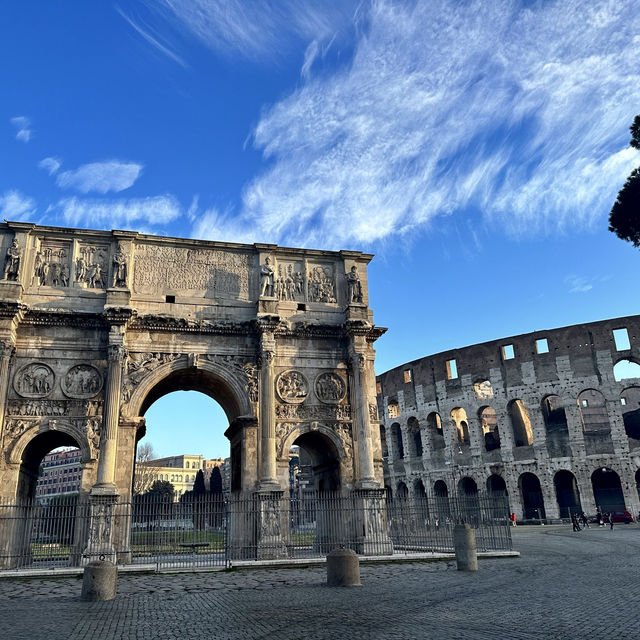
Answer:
[56,161,143,194]
[145,0,357,63]
[56,195,181,229]
[38,157,62,176]
[10,116,32,143]
[190,0,640,249]
[0,190,36,220]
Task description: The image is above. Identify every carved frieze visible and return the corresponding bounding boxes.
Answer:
[307,264,336,303]
[275,370,308,404]
[274,262,304,301]
[314,372,346,404]
[62,364,103,398]
[122,352,184,404]
[133,244,250,300]
[34,242,71,287]
[275,403,351,421]
[13,362,55,398]
[4,418,33,439]
[7,398,102,417]
[75,244,108,288]
[369,402,379,422]
[204,354,259,403]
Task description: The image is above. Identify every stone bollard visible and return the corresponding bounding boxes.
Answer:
[81,560,118,601]
[453,523,478,572]
[327,547,361,587]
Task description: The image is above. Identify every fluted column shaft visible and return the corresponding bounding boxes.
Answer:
[96,344,125,489]
[259,331,278,487]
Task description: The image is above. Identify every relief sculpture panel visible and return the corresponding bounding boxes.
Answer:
[34,242,71,287]
[13,363,55,398]
[133,244,250,300]
[275,370,308,404]
[314,372,346,404]
[62,364,103,399]
[307,264,336,303]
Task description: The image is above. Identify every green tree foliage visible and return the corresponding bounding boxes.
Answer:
[609,115,640,246]
[209,466,223,494]
[146,479,175,500]
[193,469,206,495]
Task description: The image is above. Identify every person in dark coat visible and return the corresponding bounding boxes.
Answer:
[609,512,615,530]
[580,512,589,528]
[571,512,581,532]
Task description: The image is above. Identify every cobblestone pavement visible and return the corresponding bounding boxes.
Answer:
[0,525,638,639]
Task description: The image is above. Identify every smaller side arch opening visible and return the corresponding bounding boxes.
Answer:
[292,431,341,493]
[427,412,445,450]
[407,417,422,457]
[508,399,533,447]
[391,422,404,460]
[554,470,582,518]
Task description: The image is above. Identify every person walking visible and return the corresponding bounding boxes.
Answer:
[571,512,581,532]
[609,512,615,530]
[509,512,517,527]
[596,508,604,526]
[580,512,589,528]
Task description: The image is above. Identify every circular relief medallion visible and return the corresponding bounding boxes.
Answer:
[13,362,55,398]
[62,364,103,399]
[275,370,309,404]
[314,372,346,404]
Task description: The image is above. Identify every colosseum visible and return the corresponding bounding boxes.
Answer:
[376,315,640,521]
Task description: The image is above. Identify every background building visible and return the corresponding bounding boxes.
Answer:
[377,315,640,521]
[35,448,82,501]
[137,454,204,499]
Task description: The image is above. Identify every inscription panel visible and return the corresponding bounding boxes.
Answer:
[133,244,251,300]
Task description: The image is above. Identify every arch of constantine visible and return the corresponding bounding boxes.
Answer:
[378,315,640,521]
[0,221,387,564]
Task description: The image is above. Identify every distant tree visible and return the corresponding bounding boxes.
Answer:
[609,115,640,246]
[146,479,175,500]
[193,469,206,496]
[132,442,160,496]
[209,466,223,494]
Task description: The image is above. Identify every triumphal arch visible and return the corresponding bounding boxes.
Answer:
[0,221,387,563]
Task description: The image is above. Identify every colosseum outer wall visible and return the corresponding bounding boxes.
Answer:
[376,315,640,520]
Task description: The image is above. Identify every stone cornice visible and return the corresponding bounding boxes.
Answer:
[129,314,256,335]
[22,308,106,329]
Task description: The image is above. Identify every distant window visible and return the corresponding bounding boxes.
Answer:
[621,398,627,406]
[501,344,515,360]
[388,402,400,419]
[613,328,631,351]
[535,338,549,354]
[403,369,412,383]
[581,399,589,407]
[446,359,458,380]
[613,359,640,381]
[165,295,176,303]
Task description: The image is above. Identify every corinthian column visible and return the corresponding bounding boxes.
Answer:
[0,340,15,447]
[348,347,378,488]
[259,331,279,488]
[94,344,126,492]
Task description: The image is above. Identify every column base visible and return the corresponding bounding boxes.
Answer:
[255,490,288,560]
[82,493,119,565]
[352,488,393,556]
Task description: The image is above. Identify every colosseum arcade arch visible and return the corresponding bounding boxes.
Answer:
[0,222,387,562]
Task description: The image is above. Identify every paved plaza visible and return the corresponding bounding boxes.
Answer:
[0,524,638,639]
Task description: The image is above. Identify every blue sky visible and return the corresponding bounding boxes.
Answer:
[3,1,640,459]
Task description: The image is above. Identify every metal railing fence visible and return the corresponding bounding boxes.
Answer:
[0,491,511,572]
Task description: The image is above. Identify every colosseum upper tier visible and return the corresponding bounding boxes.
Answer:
[376,315,640,520]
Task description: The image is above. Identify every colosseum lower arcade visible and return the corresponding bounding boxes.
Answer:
[376,316,640,521]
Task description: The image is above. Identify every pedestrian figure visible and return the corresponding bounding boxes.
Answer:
[571,512,581,532]
[580,512,589,528]
[596,508,604,526]
[609,512,614,530]
[510,512,517,527]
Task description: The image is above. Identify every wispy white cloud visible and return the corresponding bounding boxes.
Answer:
[116,5,187,67]
[56,195,181,229]
[10,116,32,143]
[565,275,593,294]
[38,157,62,176]
[56,161,143,194]
[0,190,36,220]
[145,0,357,63]
[191,0,640,249]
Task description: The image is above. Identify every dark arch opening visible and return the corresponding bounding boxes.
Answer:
[591,468,626,513]
[621,388,640,444]
[486,474,508,496]
[396,481,408,500]
[508,399,533,447]
[479,406,500,452]
[380,425,388,458]
[554,470,582,518]
[293,431,341,493]
[541,395,570,457]
[391,422,404,459]
[458,476,478,496]
[427,412,445,450]
[519,472,545,519]
[433,480,448,498]
[408,417,422,457]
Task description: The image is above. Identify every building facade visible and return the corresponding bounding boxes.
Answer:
[138,454,204,499]
[376,315,640,520]
[35,448,82,500]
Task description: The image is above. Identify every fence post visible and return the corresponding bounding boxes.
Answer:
[327,548,361,586]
